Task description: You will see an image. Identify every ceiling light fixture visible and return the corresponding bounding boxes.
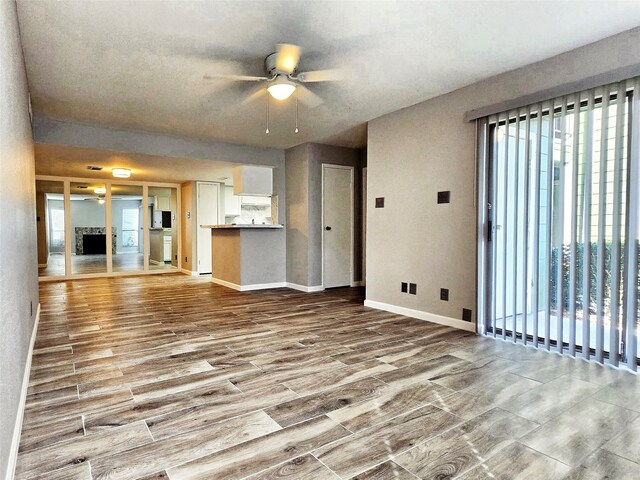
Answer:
[93,187,106,194]
[267,77,296,101]
[112,168,131,178]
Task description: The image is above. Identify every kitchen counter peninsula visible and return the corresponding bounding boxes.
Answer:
[201,224,286,291]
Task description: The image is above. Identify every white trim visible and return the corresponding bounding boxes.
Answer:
[5,304,40,480]
[180,268,199,276]
[211,277,286,291]
[286,282,325,293]
[364,299,477,333]
[321,164,355,289]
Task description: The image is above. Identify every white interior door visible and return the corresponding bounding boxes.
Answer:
[197,183,219,274]
[323,165,353,288]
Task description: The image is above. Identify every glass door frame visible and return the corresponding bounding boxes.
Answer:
[36,175,182,281]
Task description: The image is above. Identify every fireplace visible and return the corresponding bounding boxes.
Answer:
[75,227,117,255]
[82,234,107,255]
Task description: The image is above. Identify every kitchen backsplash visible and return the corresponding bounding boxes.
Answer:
[226,205,272,225]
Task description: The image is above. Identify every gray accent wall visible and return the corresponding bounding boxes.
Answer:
[0,0,38,477]
[285,142,362,287]
[366,27,640,325]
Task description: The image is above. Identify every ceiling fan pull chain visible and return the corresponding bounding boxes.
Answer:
[265,92,270,134]
[295,90,299,134]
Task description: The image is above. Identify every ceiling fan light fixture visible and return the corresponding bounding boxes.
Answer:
[267,79,296,101]
[112,168,131,178]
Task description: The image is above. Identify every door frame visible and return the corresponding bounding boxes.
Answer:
[196,181,221,275]
[321,164,354,288]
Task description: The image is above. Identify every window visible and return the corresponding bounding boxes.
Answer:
[49,208,64,251]
[122,208,139,247]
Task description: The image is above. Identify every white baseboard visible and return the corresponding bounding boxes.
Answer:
[286,282,325,293]
[364,299,476,333]
[211,277,287,292]
[180,269,198,276]
[5,303,40,480]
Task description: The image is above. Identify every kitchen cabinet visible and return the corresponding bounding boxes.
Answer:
[232,165,273,196]
[224,186,242,216]
[154,195,171,211]
[241,195,271,206]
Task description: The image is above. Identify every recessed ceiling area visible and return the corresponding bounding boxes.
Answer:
[17,1,640,150]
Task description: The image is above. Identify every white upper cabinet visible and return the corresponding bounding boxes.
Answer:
[232,165,273,196]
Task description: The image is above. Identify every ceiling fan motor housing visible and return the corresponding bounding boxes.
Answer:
[264,52,296,76]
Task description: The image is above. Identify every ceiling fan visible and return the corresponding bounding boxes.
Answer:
[203,43,342,108]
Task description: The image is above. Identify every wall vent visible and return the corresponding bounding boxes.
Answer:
[87,165,103,171]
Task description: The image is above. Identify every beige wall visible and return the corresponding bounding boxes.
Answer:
[366,27,640,326]
[0,0,39,476]
[181,181,196,272]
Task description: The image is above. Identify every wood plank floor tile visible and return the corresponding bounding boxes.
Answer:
[15,421,153,479]
[394,408,538,478]
[601,415,640,464]
[18,416,84,454]
[457,442,571,479]
[91,410,281,480]
[327,382,452,433]
[28,463,91,480]
[284,359,396,396]
[265,377,388,428]
[244,454,339,479]
[580,449,640,479]
[166,415,349,480]
[350,460,418,480]
[520,399,639,466]
[314,404,462,478]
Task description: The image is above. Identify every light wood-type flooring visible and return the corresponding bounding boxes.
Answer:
[17,274,640,479]
[39,253,176,277]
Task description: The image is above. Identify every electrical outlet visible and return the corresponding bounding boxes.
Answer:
[409,283,417,295]
[185,256,188,262]
[186,211,191,219]
[437,191,451,204]
[375,197,385,208]
[440,288,449,301]
[401,282,408,293]
[462,308,472,322]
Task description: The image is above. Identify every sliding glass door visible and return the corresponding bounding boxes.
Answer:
[479,79,639,370]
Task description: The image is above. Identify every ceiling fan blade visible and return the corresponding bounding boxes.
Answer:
[297,85,323,108]
[296,69,343,83]
[241,87,267,105]
[203,74,268,82]
[276,43,301,74]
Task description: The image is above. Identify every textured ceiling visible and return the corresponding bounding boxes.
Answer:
[17,0,640,149]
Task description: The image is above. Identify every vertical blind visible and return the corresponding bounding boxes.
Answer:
[477,78,640,371]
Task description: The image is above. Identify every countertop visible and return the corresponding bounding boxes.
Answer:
[201,224,284,229]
